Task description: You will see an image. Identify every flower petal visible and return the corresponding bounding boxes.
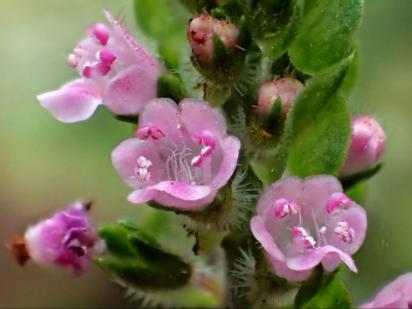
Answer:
[210,136,241,189]
[37,79,101,123]
[111,138,163,188]
[265,252,313,282]
[180,99,227,137]
[250,216,285,261]
[104,64,159,115]
[286,245,357,273]
[128,181,214,210]
[138,99,184,144]
[303,176,343,211]
[256,177,303,217]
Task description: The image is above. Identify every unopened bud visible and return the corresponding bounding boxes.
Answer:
[341,116,386,176]
[257,77,304,116]
[188,14,239,63]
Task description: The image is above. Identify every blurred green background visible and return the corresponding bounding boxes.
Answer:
[0,0,411,307]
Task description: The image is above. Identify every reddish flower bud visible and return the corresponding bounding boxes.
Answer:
[188,14,239,63]
[257,77,304,116]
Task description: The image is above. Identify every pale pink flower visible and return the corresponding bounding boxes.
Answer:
[362,273,412,308]
[24,201,104,274]
[341,116,386,176]
[111,98,240,210]
[37,11,163,123]
[250,176,367,282]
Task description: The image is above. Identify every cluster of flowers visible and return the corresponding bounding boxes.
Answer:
[10,11,408,308]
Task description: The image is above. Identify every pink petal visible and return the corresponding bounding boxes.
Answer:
[37,79,101,123]
[361,273,412,308]
[210,136,241,189]
[138,99,184,145]
[180,99,227,138]
[111,138,163,188]
[286,245,357,273]
[128,181,213,209]
[265,252,313,282]
[250,216,285,261]
[325,204,367,255]
[256,177,303,217]
[303,175,343,211]
[104,64,159,115]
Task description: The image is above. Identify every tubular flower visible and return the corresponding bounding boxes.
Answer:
[188,14,239,63]
[23,201,104,275]
[250,176,367,282]
[341,116,386,176]
[257,77,304,116]
[37,11,163,123]
[111,98,241,210]
[362,273,412,308]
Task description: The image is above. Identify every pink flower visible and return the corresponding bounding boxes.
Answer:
[111,98,241,210]
[37,11,163,123]
[188,14,239,63]
[341,116,386,176]
[257,77,304,116]
[23,201,104,274]
[362,273,412,308]
[250,176,367,282]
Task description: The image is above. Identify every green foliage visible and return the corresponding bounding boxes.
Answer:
[287,64,351,177]
[98,222,192,290]
[253,0,305,61]
[133,0,189,47]
[157,74,188,102]
[295,272,352,308]
[340,163,383,190]
[289,0,363,74]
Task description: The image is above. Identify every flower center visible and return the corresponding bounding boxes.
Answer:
[136,125,165,140]
[292,227,316,250]
[326,192,353,213]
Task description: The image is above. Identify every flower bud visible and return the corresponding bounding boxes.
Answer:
[341,116,386,176]
[257,77,304,116]
[188,14,239,63]
[9,201,104,275]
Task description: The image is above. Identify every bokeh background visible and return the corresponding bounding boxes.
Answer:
[0,0,411,307]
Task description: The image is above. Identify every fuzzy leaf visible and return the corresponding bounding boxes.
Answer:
[255,0,305,60]
[133,0,189,47]
[289,0,363,74]
[294,273,352,308]
[98,223,192,290]
[287,65,351,177]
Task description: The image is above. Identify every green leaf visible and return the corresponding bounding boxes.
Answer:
[157,73,188,102]
[98,223,192,290]
[133,0,189,46]
[255,0,305,60]
[98,225,137,258]
[289,0,363,74]
[340,163,383,190]
[287,65,351,177]
[295,273,352,309]
[341,49,360,97]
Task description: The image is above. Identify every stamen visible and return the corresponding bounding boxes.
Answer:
[88,23,109,45]
[67,53,78,68]
[292,227,316,249]
[191,131,216,168]
[334,221,355,244]
[273,198,300,218]
[94,62,111,76]
[135,156,152,182]
[97,50,117,65]
[326,192,353,214]
[82,64,93,78]
[135,125,165,140]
